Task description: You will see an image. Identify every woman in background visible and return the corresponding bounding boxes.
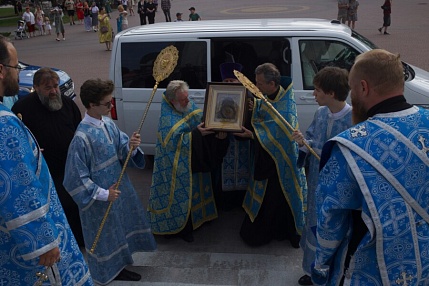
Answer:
[378,0,392,34]
[347,0,359,29]
[90,1,99,32]
[146,0,156,24]
[76,0,84,25]
[51,5,65,41]
[98,7,112,51]
[83,1,92,31]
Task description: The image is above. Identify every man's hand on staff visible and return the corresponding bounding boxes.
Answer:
[39,247,60,267]
[129,132,141,150]
[248,98,254,111]
[108,184,121,202]
[292,130,306,147]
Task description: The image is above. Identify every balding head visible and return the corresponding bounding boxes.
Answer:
[351,49,404,98]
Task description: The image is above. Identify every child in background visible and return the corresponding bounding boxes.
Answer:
[35,6,45,35]
[45,16,52,35]
[17,20,25,33]
[117,4,128,32]
[174,12,183,22]
[188,6,201,21]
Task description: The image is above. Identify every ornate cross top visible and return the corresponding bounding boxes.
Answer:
[395,272,413,286]
[418,135,429,155]
[35,268,49,285]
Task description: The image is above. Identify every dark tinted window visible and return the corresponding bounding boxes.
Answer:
[211,38,291,82]
[121,41,208,89]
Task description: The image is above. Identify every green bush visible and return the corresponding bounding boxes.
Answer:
[0,6,19,27]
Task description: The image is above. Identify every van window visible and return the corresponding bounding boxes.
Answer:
[211,38,291,82]
[121,41,208,89]
[299,40,359,89]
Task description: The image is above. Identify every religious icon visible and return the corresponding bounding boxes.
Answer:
[203,82,247,132]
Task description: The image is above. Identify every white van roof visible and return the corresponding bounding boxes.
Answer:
[119,18,352,38]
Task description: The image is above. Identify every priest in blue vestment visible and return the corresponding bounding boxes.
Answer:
[0,35,93,286]
[64,79,157,285]
[312,50,429,285]
[148,80,229,243]
[236,63,308,247]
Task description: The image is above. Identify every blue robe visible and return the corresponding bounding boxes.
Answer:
[148,95,219,234]
[63,115,156,285]
[313,106,429,285]
[221,136,251,191]
[243,82,307,235]
[299,105,353,275]
[0,105,93,286]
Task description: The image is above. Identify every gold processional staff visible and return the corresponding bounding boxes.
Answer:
[89,45,179,254]
[35,45,179,285]
[233,70,320,161]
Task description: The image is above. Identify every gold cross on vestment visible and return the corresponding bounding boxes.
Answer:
[395,271,413,286]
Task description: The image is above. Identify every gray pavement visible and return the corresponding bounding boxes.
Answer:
[2,1,428,285]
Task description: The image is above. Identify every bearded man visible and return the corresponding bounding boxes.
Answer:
[312,49,429,285]
[0,35,92,286]
[12,67,85,247]
[148,80,229,242]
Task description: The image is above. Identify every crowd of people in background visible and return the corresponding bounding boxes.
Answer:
[14,0,394,47]
[337,0,394,32]
[13,0,207,45]
[10,0,390,54]
[11,0,395,36]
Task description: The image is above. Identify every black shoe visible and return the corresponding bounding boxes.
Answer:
[384,32,390,35]
[378,28,382,33]
[298,274,313,285]
[289,234,301,249]
[114,269,141,281]
[180,232,194,243]
[164,232,194,243]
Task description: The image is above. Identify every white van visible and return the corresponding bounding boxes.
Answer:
[109,18,429,155]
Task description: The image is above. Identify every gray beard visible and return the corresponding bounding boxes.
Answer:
[39,92,63,111]
[173,101,189,113]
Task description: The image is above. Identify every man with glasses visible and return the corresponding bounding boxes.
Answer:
[12,67,85,247]
[0,35,93,285]
[63,78,157,284]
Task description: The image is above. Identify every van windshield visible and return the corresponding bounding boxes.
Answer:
[351,30,378,50]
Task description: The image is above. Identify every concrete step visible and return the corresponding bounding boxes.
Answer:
[107,249,303,286]
[96,173,304,286]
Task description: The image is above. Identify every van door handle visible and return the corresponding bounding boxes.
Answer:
[283,47,289,64]
[299,94,316,101]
